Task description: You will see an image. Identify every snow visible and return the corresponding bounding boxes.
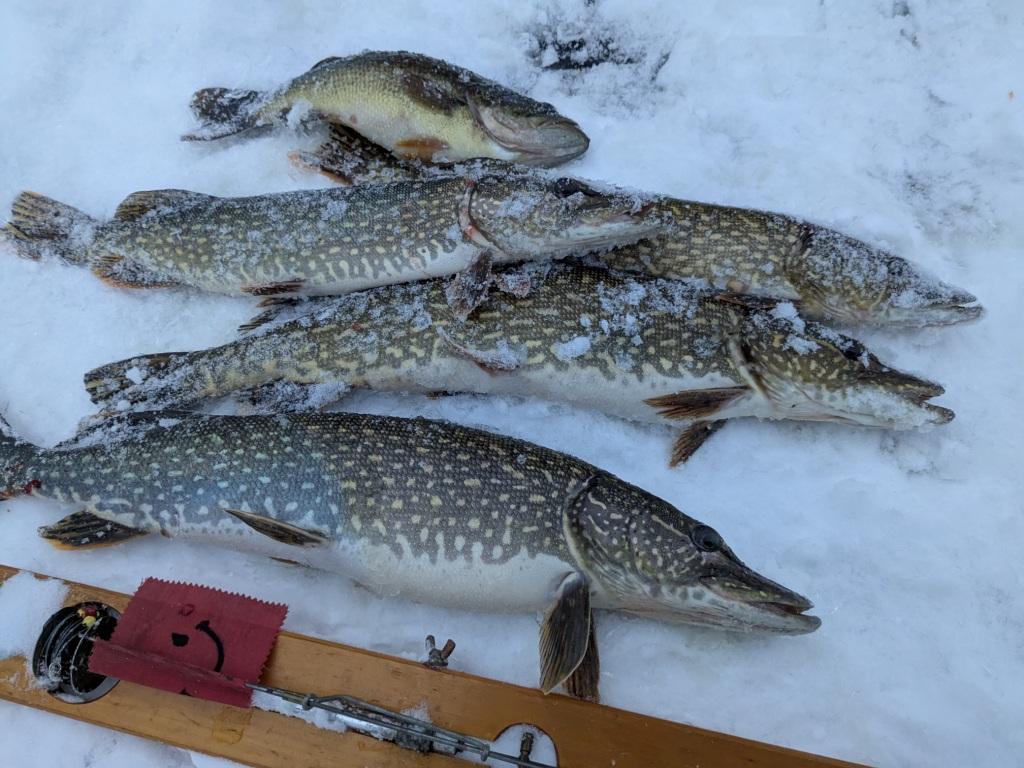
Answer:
[0,571,67,662]
[0,2,1021,767]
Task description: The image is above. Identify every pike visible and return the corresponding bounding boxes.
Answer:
[0,176,658,310]
[84,265,953,466]
[183,51,590,168]
[302,132,983,327]
[0,410,820,701]
[600,197,983,327]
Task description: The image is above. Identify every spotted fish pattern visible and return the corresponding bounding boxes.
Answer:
[599,196,982,326]
[16,413,596,565]
[0,176,657,298]
[85,265,954,460]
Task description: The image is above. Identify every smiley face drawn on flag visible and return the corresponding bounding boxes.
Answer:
[89,578,288,707]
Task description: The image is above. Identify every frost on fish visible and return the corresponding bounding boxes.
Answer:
[2,174,660,298]
[599,197,982,327]
[185,50,591,168]
[84,265,955,470]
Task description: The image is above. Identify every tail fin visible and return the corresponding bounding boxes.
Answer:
[0,413,40,500]
[1,191,96,263]
[182,87,269,141]
[83,350,199,411]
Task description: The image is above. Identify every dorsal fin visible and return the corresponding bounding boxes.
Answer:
[310,55,343,71]
[225,508,327,547]
[114,189,216,221]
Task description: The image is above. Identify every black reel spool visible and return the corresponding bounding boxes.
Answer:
[32,602,121,703]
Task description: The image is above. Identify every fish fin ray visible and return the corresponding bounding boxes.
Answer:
[241,279,306,296]
[39,511,148,549]
[437,326,523,373]
[309,56,342,71]
[237,380,348,414]
[400,70,465,114]
[83,351,189,407]
[714,292,785,312]
[539,571,592,694]
[114,189,216,221]
[563,611,600,702]
[645,387,748,420]
[225,508,327,547]
[669,420,726,466]
[184,87,267,141]
[91,253,179,289]
[444,250,494,320]
[2,191,95,263]
[292,123,424,185]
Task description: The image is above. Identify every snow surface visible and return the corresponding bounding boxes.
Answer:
[0,1,1021,766]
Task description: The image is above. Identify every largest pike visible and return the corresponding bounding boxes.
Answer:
[184,51,590,168]
[84,265,953,465]
[0,175,657,301]
[0,410,819,700]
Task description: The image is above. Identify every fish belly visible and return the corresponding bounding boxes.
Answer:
[362,355,752,425]
[173,519,570,613]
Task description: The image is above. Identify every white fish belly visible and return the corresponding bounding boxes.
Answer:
[168,519,572,614]
[328,536,573,612]
[364,356,757,425]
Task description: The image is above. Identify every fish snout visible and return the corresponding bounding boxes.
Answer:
[470,96,590,166]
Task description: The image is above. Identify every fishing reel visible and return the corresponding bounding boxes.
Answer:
[31,601,120,703]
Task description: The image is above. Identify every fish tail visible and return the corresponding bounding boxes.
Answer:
[0,414,41,500]
[83,350,206,411]
[1,191,97,263]
[182,86,270,141]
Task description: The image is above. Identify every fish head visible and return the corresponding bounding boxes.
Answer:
[469,175,663,258]
[728,302,954,428]
[787,227,982,327]
[565,476,820,634]
[465,89,589,166]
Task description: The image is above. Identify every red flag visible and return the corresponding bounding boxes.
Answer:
[89,578,287,707]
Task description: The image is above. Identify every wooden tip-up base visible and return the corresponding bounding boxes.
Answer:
[0,565,867,768]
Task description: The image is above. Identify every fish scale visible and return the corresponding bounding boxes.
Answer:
[2,175,658,298]
[1,408,820,701]
[20,414,585,567]
[84,264,955,466]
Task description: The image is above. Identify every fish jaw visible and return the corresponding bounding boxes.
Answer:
[470,177,664,259]
[790,227,983,327]
[729,308,955,429]
[467,94,590,166]
[695,568,821,635]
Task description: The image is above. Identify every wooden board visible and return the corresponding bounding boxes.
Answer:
[0,565,869,768]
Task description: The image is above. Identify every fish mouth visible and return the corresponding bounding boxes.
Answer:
[467,94,590,166]
[701,572,821,635]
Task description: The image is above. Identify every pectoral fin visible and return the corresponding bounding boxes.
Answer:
[670,420,726,466]
[291,123,423,185]
[564,613,600,702]
[39,511,148,549]
[645,387,748,420]
[437,327,523,373]
[539,571,593,695]
[445,250,495,320]
[241,279,306,297]
[225,508,327,547]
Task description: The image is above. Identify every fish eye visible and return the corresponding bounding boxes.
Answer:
[692,525,722,552]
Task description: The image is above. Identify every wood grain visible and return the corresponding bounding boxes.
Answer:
[0,565,869,768]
